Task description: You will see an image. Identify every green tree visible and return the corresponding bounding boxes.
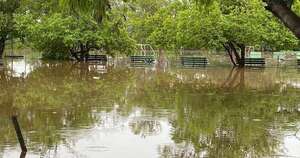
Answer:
[59,0,110,23]
[128,0,298,66]
[127,0,178,45]
[16,13,135,60]
[176,4,224,50]
[196,0,300,39]
[218,0,298,66]
[60,0,300,40]
[180,1,298,66]
[0,0,20,58]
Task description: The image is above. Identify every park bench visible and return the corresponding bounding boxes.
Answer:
[245,52,265,67]
[296,52,300,66]
[4,55,24,59]
[130,55,155,65]
[86,55,108,63]
[180,56,208,67]
[245,58,265,67]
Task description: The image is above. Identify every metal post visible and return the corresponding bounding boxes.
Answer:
[11,115,27,153]
[11,37,13,56]
[20,151,27,158]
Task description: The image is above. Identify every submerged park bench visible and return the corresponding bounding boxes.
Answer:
[180,56,208,67]
[295,52,300,66]
[86,55,108,63]
[130,55,155,65]
[245,52,265,67]
[5,55,24,59]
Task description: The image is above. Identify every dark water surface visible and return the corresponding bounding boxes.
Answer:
[1,59,300,158]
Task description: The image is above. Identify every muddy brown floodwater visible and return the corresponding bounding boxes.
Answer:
[0,59,300,158]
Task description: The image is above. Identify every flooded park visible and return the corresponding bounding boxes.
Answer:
[2,0,300,157]
[0,58,300,158]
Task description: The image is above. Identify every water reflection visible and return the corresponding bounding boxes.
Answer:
[0,59,300,157]
[129,119,162,137]
[6,59,39,78]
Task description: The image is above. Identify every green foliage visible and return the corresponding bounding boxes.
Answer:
[128,0,187,49]
[3,0,300,58]
[0,12,14,37]
[176,5,225,49]
[128,0,299,51]
[19,0,59,16]
[16,13,135,59]
[127,0,175,44]
[147,11,178,49]
[0,0,20,14]
[219,0,298,50]
[59,0,109,23]
[0,0,20,49]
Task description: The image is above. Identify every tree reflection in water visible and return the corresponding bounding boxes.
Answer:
[157,68,300,158]
[0,60,299,157]
[129,120,162,138]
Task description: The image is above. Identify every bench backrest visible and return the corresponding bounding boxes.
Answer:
[249,52,262,58]
[181,56,207,60]
[295,52,300,59]
[130,55,154,58]
[245,58,265,65]
[88,55,107,60]
[130,56,155,60]
[180,56,208,67]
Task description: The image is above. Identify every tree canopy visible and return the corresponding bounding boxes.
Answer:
[0,0,20,56]
[0,0,299,62]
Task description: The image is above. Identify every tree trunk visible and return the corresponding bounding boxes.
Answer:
[223,43,237,66]
[265,1,300,39]
[70,50,89,62]
[223,41,246,67]
[237,43,246,67]
[0,37,5,59]
[70,50,80,61]
[70,44,90,62]
[228,42,241,63]
[80,52,85,61]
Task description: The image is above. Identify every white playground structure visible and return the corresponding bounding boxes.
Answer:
[136,44,156,56]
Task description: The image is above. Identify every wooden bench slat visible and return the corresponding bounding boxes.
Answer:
[245,58,265,67]
[86,55,108,62]
[180,56,208,67]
